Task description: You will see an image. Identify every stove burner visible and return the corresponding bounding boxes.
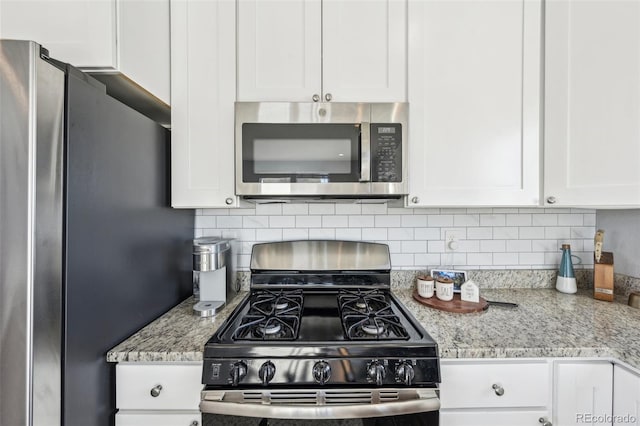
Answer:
[259,322,282,336]
[338,289,410,341]
[231,289,303,341]
[361,323,385,335]
[272,301,289,310]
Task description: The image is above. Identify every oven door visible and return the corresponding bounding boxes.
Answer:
[201,388,439,426]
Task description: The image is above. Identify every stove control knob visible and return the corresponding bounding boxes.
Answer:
[230,361,247,386]
[395,362,415,386]
[312,361,331,385]
[258,361,276,386]
[367,361,386,386]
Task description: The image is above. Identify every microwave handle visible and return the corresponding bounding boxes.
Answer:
[360,122,371,182]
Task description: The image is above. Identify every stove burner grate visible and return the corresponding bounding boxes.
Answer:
[232,289,303,341]
[338,289,410,341]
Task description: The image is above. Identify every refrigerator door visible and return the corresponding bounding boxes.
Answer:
[0,40,65,426]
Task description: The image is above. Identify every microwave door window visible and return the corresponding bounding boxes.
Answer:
[242,123,361,183]
[254,138,351,175]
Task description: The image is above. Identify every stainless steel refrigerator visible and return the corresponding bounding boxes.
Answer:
[0,40,194,426]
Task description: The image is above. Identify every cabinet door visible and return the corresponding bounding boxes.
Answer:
[614,365,640,426]
[407,0,541,206]
[0,0,116,68]
[554,361,613,426]
[440,410,551,426]
[322,0,407,102]
[116,411,200,426]
[170,0,237,207]
[237,0,321,102]
[544,0,640,207]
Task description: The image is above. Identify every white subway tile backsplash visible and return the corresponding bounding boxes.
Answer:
[480,214,506,227]
[467,227,493,240]
[282,204,309,215]
[388,228,414,241]
[519,226,545,239]
[335,228,362,240]
[195,205,596,271]
[296,215,321,228]
[362,228,388,241]
[349,215,375,228]
[375,215,402,228]
[217,216,243,228]
[309,228,335,239]
[401,215,428,227]
[427,215,454,227]
[493,227,519,239]
[283,228,309,240]
[415,228,441,240]
[322,215,349,228]
[243,216,269,228]
[309,204,335,215]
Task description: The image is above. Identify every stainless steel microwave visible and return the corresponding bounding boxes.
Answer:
[235,102,408,200]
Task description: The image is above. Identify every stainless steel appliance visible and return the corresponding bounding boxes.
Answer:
[0,40,193,426]
[193,237,240,317]
[200,240,440,425]
[235,102,408,201]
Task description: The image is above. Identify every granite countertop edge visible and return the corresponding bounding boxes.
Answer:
[107,288,640,370]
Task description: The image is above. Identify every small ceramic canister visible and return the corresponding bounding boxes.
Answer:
[416,274,435,298]
[436,278,454,301]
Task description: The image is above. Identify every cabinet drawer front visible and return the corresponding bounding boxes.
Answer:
[440,409,550,426]
[116,363,202,410]
[116,411,201,426]
[440,361,550,409]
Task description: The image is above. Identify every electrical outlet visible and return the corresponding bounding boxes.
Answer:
[444,230,462,252]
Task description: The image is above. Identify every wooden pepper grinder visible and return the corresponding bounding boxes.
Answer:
[593,229,614,301]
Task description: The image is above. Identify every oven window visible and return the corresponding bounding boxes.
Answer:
[203,412,439,426]
[242,123,361,183]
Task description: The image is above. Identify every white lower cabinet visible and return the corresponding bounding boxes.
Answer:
[614,365,640,426]
[439,359,552,426]
[440,410,551,426]
[553,361,613,426]
[116,412,200,426]
[115,362,203,425]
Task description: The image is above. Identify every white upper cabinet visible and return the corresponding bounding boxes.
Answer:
[0,0,170,105]
[544,0,640,208]
[407,0,542,207]
[237,0,407,102]
[170,0,237,208]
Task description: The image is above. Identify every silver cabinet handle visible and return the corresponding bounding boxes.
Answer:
[312,94,320,102]
[225,197,234,205]
[324,93,333,101]
[190,421,199,426]
[411,196,420,204]
[539,417,552,426]
[492,383,504,396]
[150,384,163,397]
[546,196,557,204]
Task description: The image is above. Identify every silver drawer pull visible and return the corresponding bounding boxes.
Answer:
[150,384,163,397]
[190,421,199,426]
[492,383,504,396]
[539,417,552,426]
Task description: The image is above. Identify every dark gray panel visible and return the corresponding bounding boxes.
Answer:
[63,68,193,426]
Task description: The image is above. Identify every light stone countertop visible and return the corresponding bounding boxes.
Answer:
[107,288,640,369]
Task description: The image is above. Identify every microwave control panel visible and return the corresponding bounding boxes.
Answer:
[371,124,402,182]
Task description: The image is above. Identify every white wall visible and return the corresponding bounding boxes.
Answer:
[596,209,640,278]
[195,204,596,272]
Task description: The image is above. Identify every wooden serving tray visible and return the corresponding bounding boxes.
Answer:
[412,289,488,313]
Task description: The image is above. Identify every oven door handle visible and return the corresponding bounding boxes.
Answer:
[200,388,439,419]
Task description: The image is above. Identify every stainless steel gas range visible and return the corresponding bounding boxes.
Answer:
[200,240,440,425]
